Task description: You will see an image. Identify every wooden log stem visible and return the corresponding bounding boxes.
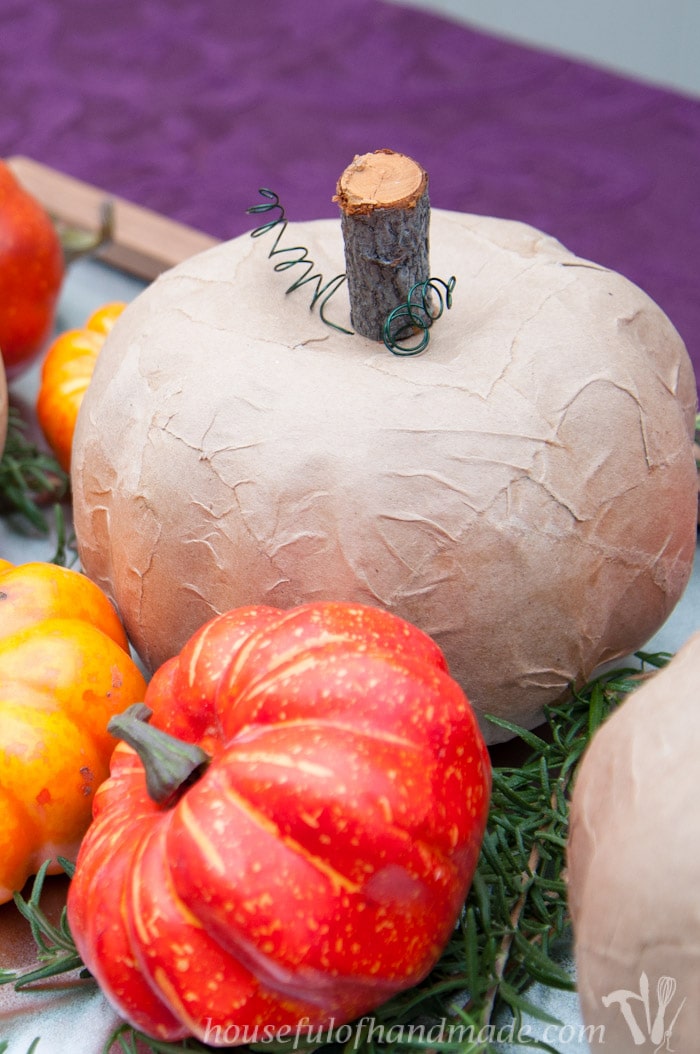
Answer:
[334,149,430,341]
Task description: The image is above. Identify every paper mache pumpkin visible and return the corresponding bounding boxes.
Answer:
[70,151,697,742]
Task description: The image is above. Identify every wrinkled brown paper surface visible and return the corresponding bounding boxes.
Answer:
[568,631,700,1052]
[72,210,698,743]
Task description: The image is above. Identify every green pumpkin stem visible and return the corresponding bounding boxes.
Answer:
[56,198,115,267]
[108,703,211,807]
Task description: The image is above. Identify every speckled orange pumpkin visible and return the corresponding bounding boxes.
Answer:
[67,601,491,1044]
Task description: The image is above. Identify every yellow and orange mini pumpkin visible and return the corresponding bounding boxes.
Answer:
[0,558,146,901]
[36,301,126,473]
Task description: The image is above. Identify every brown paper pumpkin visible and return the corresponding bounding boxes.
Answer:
[567,633,700,1050]
[70,208,697,743]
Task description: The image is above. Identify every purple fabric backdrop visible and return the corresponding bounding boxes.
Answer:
[1,0,699,387]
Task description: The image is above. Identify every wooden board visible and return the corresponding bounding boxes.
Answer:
[6,156,220,280]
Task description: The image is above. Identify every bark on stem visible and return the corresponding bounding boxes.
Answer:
[335,149,430,341]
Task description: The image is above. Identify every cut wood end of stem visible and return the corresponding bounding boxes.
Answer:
[334,149,428,215]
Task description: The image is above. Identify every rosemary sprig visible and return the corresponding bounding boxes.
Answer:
[0,653,669,1054]
[0,858,87,991]
[0,406,68,534]
[49,501,80,568]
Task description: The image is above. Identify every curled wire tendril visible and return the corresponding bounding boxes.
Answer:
[247,189,456,353]
[383,276,457,356]
[247,189,352,335]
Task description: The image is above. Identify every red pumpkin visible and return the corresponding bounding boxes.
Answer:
[67,601,490,1044]
[0,160,64,378]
